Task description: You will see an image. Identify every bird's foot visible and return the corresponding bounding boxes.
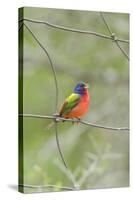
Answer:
[71,118,80,125]
[76,118,81,124]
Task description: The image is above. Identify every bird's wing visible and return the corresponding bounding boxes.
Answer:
[59,93,81,116]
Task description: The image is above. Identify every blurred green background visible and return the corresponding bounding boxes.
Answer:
[19,7,129,193]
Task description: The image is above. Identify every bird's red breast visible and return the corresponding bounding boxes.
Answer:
[63,88,90,118]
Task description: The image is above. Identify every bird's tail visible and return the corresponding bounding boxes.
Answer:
[46,113,60,130]
[46,121,55,129]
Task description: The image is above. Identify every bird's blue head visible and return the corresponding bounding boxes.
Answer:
[74,82,88,96]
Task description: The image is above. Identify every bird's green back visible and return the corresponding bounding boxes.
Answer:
[59,93,80,116]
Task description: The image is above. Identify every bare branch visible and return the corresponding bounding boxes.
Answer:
[19,113,129,131]
[78,159,98,187]
[54,159,80,189]
[19,18,129,44]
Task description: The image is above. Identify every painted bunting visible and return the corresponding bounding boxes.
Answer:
[59,82,90,119]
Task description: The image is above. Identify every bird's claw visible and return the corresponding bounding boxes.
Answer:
[71,118,80,125]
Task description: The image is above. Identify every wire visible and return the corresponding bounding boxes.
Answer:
[19,114,129,131]
[19,18,129,44]
[23,23,59,112]
[100,12,129,61]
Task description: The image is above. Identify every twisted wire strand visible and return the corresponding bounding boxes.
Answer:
[19,18,129,44]
[100,12,129,61]
[19,114,129,131]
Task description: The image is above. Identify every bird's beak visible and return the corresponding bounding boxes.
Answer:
[85,83,90,88]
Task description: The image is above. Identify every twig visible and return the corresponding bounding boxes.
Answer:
[78,159,98,187]
[19,18,129,44]
[54,159,80,189]
[19,113,129,131]
[19,184,74,191]
[100,12,129,61]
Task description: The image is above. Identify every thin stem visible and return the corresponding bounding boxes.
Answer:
[19,18,129,44]
[19,113,129,131]
[54,159,79,189]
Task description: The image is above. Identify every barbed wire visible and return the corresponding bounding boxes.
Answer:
[19,113,129,131]
[19,12,129,191]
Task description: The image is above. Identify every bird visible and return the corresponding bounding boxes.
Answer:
[59,82,90,119]
[47,82,90,129]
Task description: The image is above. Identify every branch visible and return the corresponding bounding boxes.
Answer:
[19,113,129,131]
[54,159,80,189]
[19,18,129,44]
